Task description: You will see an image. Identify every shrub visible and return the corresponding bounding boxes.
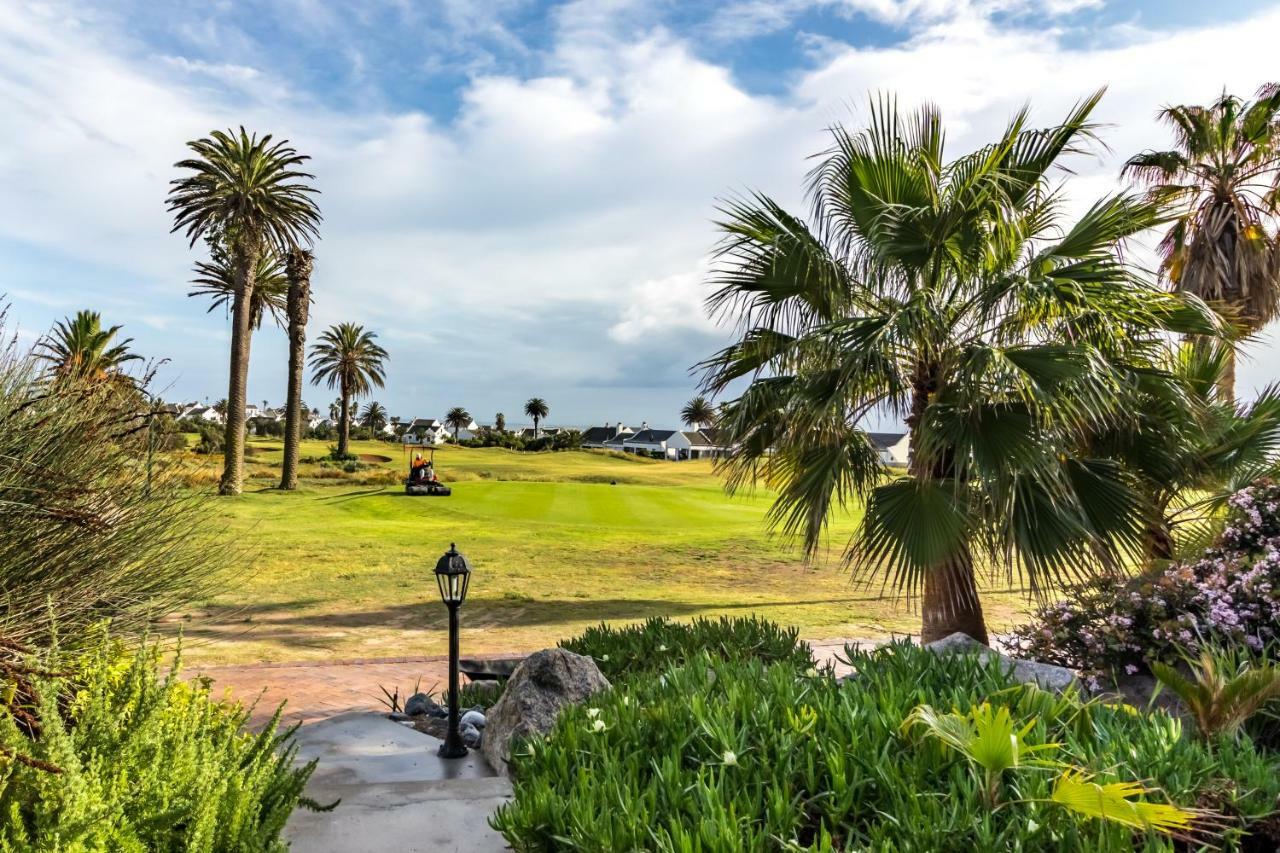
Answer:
[492,642,1280,850]
[0,631,321,850]
[0,326,231,644]
[192,419,225,454]
[559,616,814,683]
[1005,480,1280,680]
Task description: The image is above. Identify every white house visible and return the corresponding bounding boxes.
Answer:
[682,429,732,460]
[191,406,224,425]
[402,418,447,445]
[582,423,634,449]
[623,428,693,460]
[867,431,910,466]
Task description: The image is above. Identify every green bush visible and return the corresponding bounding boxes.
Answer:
[0,632,321,851]
[560,616,814,683]
[492,642,1280,851]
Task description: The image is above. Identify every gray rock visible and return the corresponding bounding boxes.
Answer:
[926,632,1080,694]
[460,722,483,748]
[480,648,610,777]
[404,692,440,717]
[461,710,486,729]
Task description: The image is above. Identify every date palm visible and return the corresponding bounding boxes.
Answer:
[524,397,549,437]
[700,93,1220,643]
[681,396,715,430]
[445,406,471,441]
[189,242,288,331]
[167,127,321,495]
[36,310,141,382]
[1124,85,1280,401]
[360,400,388,432]
[280,248,313,490]
[309,324,388,456]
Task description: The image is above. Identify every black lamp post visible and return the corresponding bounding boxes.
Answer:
[434,543,472,759]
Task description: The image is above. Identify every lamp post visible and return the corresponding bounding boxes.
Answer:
[434,543,472,759]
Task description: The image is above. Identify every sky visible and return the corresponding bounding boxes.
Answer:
[2,0,1279,428]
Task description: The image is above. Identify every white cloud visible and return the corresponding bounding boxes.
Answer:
[1,0,1278,420]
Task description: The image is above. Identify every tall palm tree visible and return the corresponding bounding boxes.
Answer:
[681,396,715,430]
[36,310,141,382]
[280,248,313,490]
[1124,85,1280,401]
[309,323,388,457]
[167,127,321,495]
[360,400,388,432]
[700,93,1220,644]
[524,397,549,437]
[495,412,506,433]
[329,399,340,421]
[188,244,288,331]
[445,406,471,441]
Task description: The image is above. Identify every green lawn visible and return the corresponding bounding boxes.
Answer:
[166,439,1034,664]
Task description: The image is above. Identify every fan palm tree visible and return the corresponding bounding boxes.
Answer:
[309,323,388,456]
[36,310,141,382]
[681,396,716,430]
[280,248,313,490]
[445,406,471,441]
[360,400,388,433]
[1123,85,1280,401]
[188,244,288,331]
[167,127,321,495]
[524,397,549,437]
[700,92,1221,644]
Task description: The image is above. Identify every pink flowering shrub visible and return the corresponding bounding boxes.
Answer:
[1004,480,1280,678]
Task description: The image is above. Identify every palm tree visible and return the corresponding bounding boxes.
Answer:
[495,412,506,433]
[360,401,389,433]
[188,245,288,331]
[280,248,313,490]
[309,323,388,456]
[681,396,716,430]
[1123,85,1280,401]
[524,397,549,437]
[445,406,471,442]
[700,93,1220,644]
[167,127,321,495]
[329,399,340,421]
[36,310,141,382]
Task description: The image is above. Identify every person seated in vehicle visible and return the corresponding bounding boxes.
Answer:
[410,453,427,483]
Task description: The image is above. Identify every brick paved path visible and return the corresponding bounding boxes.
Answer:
[194,638,872,729]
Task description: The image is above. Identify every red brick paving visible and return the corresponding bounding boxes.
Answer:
[194,639,870,729]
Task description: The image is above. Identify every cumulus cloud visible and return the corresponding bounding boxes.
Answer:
[1,0,1278,423]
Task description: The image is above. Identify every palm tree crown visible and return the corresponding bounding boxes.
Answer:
[360,401,389,432]
[445,406,472,441]
[700,92,1219,643]
[310,324,388,399]
[36,310,142,381]
[681,396,716,430]
[524,397,549,434]
[1124,85,1280,398]
[189,246,288,330]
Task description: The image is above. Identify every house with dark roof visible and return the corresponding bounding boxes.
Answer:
[403,418,446,445]
[623,428,691,460]
[582,423,634,449]
[681,429,731,460]
[866,431,910,466]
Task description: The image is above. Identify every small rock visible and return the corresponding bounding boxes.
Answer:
[461,710,486,729]
[460,722,482,748]
[926,632,1080,695]
[429,706,449,719]
[387,711,412,722]
[404,692,440,717]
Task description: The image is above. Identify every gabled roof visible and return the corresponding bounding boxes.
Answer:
[683,430,716,447]
[582,425,633,443]
[626,429,677,444]
[866,431,907,449]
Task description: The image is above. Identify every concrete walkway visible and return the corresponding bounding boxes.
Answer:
[284,712,511,852]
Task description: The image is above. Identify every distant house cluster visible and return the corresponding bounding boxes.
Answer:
[580,422,730,461]
[171,401,328,430]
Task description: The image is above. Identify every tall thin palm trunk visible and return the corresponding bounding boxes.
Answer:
[280,249,312,490]
[220,246,258,496]
[338,381,350,457]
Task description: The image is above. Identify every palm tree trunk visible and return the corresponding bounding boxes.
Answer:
[338,382,350,457]
[219,246,258,496]
[907,364,988,644]
[280,250,312,490]
[1218,346,1237,404]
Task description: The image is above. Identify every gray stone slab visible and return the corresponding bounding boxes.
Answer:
[284,712,512,852]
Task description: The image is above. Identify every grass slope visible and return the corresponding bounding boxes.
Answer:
[165,439,1032,664]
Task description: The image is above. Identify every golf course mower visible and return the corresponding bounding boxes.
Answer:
[405,447,452,496]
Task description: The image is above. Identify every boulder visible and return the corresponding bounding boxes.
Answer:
[926,632,1079,694]
[460,709,486,729]
[404,692,440,717]
[480,648,610,776]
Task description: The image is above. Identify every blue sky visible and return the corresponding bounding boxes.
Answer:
[2,0,1279,426]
